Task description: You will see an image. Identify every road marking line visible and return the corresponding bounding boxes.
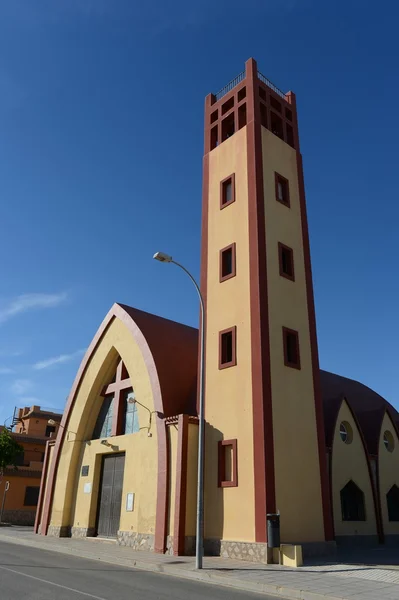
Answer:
[0,564,109,600]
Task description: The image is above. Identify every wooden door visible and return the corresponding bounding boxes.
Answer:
[96,453,125,538]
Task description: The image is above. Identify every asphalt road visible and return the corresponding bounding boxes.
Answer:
[0,540,275,600]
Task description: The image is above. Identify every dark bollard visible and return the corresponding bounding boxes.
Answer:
[266,513,280,549]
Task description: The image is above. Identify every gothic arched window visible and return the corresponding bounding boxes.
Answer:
[387,485,399,522]
[92,360,139,439]
[340,480,366,521]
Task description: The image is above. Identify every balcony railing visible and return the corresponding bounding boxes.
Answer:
[214,68,286,103]
[215,71,245,102]
[257,71,286,99]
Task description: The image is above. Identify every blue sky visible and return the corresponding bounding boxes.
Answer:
[0,0,398,424]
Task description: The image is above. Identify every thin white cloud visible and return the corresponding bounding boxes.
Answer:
[33,348,85,371]
[0,367,15,375]
[10,379,33,395]
[0,292,67,324]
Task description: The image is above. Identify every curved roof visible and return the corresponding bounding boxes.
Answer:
[118,304,198,417]
[320,370,399,455]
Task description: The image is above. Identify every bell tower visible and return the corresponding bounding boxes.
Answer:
[201,58,333,556]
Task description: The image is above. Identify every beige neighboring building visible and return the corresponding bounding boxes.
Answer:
[34,59,399,561]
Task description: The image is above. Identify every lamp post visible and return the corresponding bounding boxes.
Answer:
[153,251,206,570]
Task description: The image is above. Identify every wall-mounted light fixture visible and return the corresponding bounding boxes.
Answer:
[128,397,157,437]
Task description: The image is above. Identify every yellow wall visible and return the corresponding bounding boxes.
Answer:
[331,401,377,537]
[261,127,324,543]
[378,413,399,536]
[185,423,198,537]
[49,317,159,536]
[204,127,256,542]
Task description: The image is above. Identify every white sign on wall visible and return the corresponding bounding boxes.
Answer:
[126,492,135,511]
[83,482,92,494]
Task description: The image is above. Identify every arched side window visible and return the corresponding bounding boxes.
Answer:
[123,391,139,435]
[387,485,399,522]
[340,480,366,521]
[92,360,140,439]
[92,396,114,439]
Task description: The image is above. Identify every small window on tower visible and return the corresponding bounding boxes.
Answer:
[259,86,267,101]
[278,243,295,281]
[283,327,301,369]
[220,243,236,282]
[219,327,237,369]
[220,174,235,209]
[218,439,238,487]
[275,173,290,207]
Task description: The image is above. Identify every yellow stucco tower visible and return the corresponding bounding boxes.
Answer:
[201,58,333,558]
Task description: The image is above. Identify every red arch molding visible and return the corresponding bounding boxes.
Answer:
[35,303,169,554]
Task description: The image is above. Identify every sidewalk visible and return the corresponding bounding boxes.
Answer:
[0,527,398,600]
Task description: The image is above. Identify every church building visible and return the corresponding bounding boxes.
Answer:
[35,59,399,561]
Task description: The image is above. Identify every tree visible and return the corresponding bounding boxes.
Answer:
[0,427,23,479]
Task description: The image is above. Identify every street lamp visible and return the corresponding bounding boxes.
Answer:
[153,251,206,570]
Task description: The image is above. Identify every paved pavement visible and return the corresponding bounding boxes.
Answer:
[0,541,267,600]
[1,526,399,599]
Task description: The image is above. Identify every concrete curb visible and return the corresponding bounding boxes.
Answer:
[0,532,352,600]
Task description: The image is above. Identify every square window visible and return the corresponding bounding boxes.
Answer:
[283,327,301,369]
[220,243,236,282]
[45,425,56,438]
[219,326,237,369]
[275,172,290,207]
[218,439,238,487]
[220,174,235,209]
[278,243,295,281]
[210,109,218,124]
[24,486,40,506]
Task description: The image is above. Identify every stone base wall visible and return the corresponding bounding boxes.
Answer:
[117,530,154,552]
[205,538,268,563]
[204,537,336,563]
[47,525,71,537]
[71,527,96,538]
[1,510,36,526]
